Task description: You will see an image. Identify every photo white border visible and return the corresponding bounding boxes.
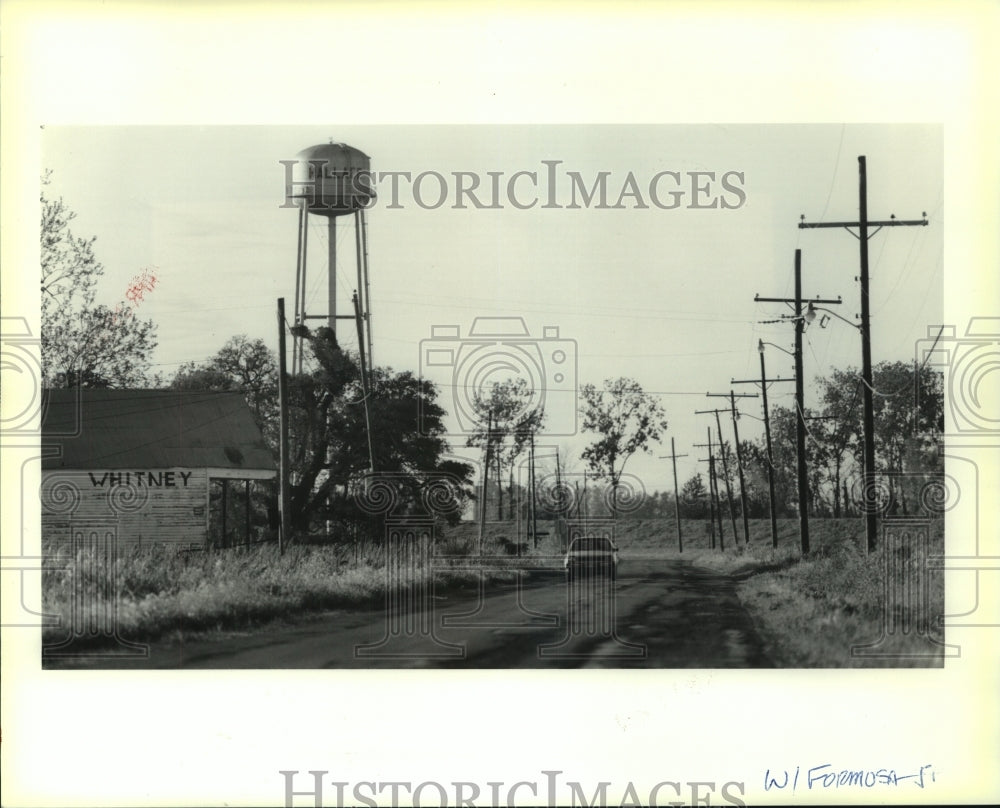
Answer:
[2,2,998,806]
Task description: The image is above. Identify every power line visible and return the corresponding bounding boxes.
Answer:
[799,155,929,554]
[817,124,847,222]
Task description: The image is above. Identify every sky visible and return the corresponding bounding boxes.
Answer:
[42,124,943,493]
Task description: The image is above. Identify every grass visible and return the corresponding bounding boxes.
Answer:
[660,517,947,667]
[41,531,527,652]
[43,517,947,666]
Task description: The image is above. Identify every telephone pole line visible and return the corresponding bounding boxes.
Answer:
[799,155,929,554]
[733,347,795,548]
[706,390,758,545]
[694,429,723,551]
[755,249,841,555]
[276,298,290,556]
[529,431,538,548]
[695,408,738,545]
[352,291,375,473]
[478,408,491,553]
[660,437,688,552]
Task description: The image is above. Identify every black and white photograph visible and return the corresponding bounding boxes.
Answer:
[34,124,947,672]
[2,3,998,807]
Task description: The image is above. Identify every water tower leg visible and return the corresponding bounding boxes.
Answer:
[354,210,372,389]
[360,209,373,369]
[328,217,337,339]
[355,210,364,331]
[292,203,305,372]
[326,216,337,538]
[296,205,310,374]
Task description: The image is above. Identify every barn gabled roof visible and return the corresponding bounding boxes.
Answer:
[41,390,276,471]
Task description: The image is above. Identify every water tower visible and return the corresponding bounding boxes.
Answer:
[284,141,375,373]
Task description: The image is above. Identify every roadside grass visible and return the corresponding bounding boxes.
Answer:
[43,517,947,666]
[659,518,946,667]
[41,531,527,651]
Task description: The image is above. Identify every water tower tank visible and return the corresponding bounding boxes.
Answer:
[285,142,375,217]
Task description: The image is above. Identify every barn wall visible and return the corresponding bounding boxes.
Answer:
[41,468,209,547]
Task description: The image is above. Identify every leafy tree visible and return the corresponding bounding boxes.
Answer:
[763,405,808,517]
[814,361,944,514]
[760,362,944,518]
[171,329,473,534]
[289,328,474,532]
[626,489,670,519]
[679,473,709,519]
[41,180,158,387]
[816,368,865,515]
[466,377,545,520]
[579,377,669,517]
[736,440,774,518]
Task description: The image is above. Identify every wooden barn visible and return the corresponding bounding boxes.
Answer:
[41,390,277,549]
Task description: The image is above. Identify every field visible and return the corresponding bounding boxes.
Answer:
[42,516,945,666]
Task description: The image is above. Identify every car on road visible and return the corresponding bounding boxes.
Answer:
[563,536,619,583]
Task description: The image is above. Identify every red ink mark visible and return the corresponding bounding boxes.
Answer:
[108,266,158,327]
[125,267,158,304]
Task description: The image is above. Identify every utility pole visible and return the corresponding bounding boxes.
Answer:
[696,408,738,544]
[495,435,503,522]
[799,155,929,553]
[709,448,722,550]
[352,291,375,473]
[277,298,289,555]
[478,408,491,553]
[694,428,723,551]
[706,391,758,545]
[555,447,563,549]
[508,465,515,522]
[793,255,810,555]
[660,437,688,553]
[733,345,795,548]
[754,249,841,555]
[530,431,538,548]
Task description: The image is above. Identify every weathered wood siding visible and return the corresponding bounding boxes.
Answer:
[41,468,209,547]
